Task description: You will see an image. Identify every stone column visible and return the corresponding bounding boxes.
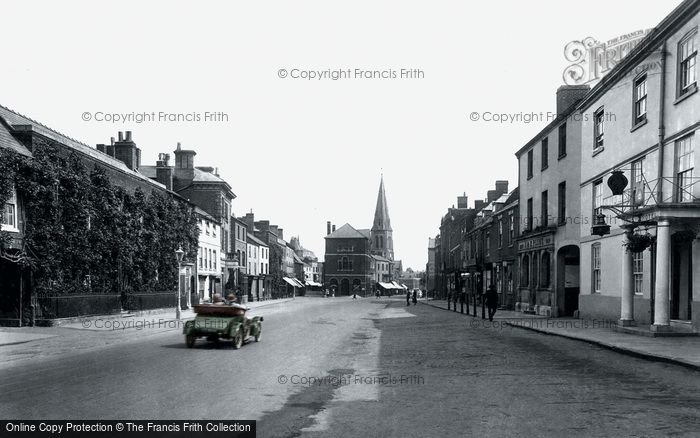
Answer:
[619,246,635,326]
[652,219,671,331]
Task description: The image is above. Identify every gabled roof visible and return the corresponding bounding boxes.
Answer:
[194,206,218,223]
[0,118,31,157]
[0,105,161,187]
[193,167,228,184]
[372,254,391,263]
[139,164,235,198]
[325,223,369,240]
[357,229,371,239]
[246,234,267,247]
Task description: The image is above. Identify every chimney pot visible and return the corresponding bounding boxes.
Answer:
[125,131,132,142]
[118,132,124,142]
[110,137,115,145]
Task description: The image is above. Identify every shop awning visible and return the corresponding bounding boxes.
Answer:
[391,281,406,289]
[377,282,395,290]
[306,280,322,287]
[283,277,302,287]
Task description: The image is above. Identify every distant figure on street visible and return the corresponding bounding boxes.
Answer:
[485,285,499,321]
[406,290,411,306]
[453,291,458,312]
[352,291,357,300]
[412,289,417,305]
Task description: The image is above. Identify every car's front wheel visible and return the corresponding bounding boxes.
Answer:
[255,328,262,342]
[232,332,243,349]
[186,335,196,348]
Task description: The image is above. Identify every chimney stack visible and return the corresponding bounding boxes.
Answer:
[495,180,509,195]
[474,200,485,211]
[332,225,336,232]
[173,142,196,182]
[487,190,499,203]
[156,155,173,191]
[243,212,255,232]
[556,85,590,115]
[457,192,469,209]
[113,131,139,170]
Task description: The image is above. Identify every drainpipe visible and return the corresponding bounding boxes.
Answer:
[656,41,667,203]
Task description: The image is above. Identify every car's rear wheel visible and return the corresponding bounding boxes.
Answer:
[255,328,262,342]
[186,335,196,348]
[232,332,243,349]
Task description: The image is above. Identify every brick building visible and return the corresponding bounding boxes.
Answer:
[0,106,193,325]
[323,223,373,295]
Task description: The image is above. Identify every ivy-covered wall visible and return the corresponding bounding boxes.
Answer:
[0,140,199,320]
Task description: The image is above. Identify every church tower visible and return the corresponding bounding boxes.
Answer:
[371,175,394,260]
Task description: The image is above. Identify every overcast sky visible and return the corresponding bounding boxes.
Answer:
[0,0,682,271]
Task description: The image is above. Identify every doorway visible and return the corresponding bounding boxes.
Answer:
[671,237,692,321]
[340,279,350,295]
[557,245,580,317]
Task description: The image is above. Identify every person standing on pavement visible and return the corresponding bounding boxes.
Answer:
[412,289,417,306]
[406,290,411,306]
[485,285,499,321]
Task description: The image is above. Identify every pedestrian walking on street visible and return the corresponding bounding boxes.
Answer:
[406,290,411,306]
[485,285,499,321]
[412,289,417,306]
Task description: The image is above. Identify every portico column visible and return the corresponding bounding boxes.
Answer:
[652,219,671,331]
[619,246,634,326]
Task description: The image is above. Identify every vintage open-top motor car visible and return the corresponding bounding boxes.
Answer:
[183,302,263,349]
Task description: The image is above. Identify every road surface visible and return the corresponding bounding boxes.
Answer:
[1,297,699,437]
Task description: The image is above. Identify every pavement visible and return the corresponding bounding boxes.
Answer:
[422,298,700,371]
[2,297,700,437]
[0,297,295,347]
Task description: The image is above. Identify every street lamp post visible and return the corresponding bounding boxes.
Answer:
[175,246,184,320]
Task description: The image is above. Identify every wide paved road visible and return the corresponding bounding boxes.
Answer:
[1,297,700,437]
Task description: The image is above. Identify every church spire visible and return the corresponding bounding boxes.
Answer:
[372,174,392,231]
